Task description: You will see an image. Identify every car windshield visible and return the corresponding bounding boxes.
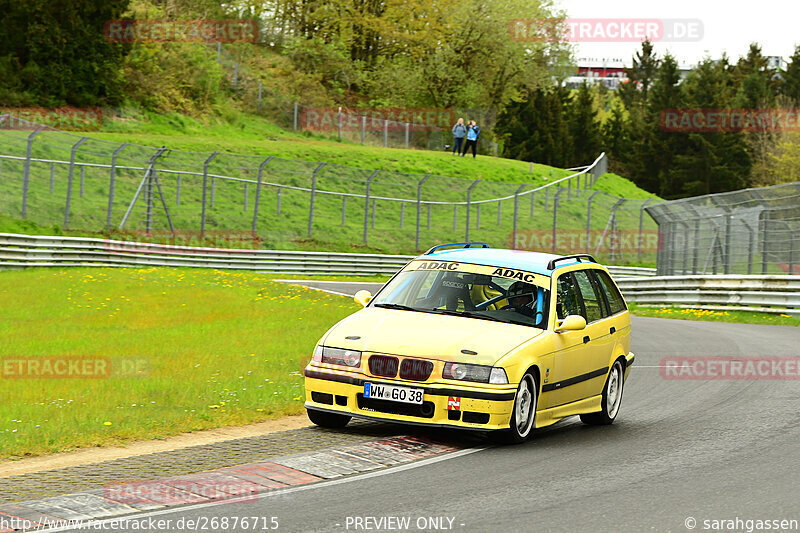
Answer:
[370,267,550,329]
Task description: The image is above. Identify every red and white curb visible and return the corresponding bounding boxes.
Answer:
[0,436,462,531]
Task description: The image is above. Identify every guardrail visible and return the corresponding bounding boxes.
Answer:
[617,275,800,315]
[0,233,656,278]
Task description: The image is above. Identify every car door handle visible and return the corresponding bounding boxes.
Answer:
[610,327,616,334]
[583,335,590,344]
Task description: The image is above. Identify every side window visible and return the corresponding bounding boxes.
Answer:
[594,270,627,315]
[556,274,582,320]
[572,270,604,323]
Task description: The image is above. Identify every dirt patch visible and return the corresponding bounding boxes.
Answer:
[0,415,311,479]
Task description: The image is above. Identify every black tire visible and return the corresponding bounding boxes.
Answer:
[491,372,538,444]
[307,408,351,428]
[581,359,625,426]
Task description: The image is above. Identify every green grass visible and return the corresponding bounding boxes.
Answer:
[0,267,365,459]
[629,303,800,327]
[0,110,660,261]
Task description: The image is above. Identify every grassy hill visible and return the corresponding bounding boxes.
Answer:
[0,111,659,261]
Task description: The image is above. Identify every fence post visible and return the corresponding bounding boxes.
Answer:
[341,196,347,226]
[530,191,535,217]
[383,119,388,148]
[453,206,458,232]
[80,166,86,198]
[567,177,571,201]
[372,198,376,228]
[119,147,169,231]
[22,126,45,218]
[337,111,342,141]
[107,142,129,231]
[512,185,526,249]
[307,162,326,238]
[244,183,248,211]
[50,163,55,194]
[465,180,480,241]
[361,116,366,145]
[200,152,219,237]
[257,82,262,113]
[293,102,298,131]
[415,174,430,250]
[252,156,273,232]
[400,202,405,229]
[724,212,732,274]
[363,170,380,244]
[497,201,502,225]
[176,174,181,205]
[216,42,221,63]
[552,189,562,253]
[405,122,410,148]
[64,136,89,228]
[585,191,600,253]
[637,198,652,261]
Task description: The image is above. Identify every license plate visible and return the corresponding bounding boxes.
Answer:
[364,382,424,404]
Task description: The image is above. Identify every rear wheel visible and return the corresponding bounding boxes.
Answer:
[307,408,351,428]
[492,372,537,444]
[580,359,624,426]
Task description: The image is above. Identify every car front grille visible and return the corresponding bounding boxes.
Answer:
[368,355,399,377]
[399,358,434,381]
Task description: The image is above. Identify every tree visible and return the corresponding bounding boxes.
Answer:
[780,45,800,104]
[568,82,601,165]
[0,0,131,106]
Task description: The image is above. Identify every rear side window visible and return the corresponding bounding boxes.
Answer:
[556,274,583,320]
[572,270,604,323]
[594,271,627,315]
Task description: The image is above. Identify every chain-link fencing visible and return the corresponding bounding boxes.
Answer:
[0,114,660,261]
[646,182,800,275]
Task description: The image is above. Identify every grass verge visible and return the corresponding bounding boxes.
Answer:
[0,267,365,460]
[629,303,800,327]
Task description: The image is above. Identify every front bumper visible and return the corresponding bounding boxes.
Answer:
[304,367,517,432]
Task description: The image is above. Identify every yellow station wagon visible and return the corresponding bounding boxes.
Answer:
[304,243,634,443]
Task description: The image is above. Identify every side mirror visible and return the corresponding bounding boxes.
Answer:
[554,314,587,333]
[354,290,373,307]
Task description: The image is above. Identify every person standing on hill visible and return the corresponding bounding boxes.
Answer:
[461,120,480,158]
[451,118,467,155]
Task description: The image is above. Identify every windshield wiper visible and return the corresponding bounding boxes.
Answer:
[430,309,536,327]
[373,303,419,312]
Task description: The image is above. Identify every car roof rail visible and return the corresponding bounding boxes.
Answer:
[546,254,597,270]
[423,242,490,255]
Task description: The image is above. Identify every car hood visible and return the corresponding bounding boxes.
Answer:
[321,308,543,366]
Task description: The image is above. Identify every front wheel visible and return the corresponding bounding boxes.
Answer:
[307,408,351,428]
[581,359,624,426]
[492,372,537,444]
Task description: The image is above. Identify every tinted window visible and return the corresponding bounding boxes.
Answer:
[594,270,627,314]
[556,274,582,320]
[573,270,604,323]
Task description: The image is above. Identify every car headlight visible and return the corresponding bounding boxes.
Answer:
[312,346,361,368]
[442,363,508,384]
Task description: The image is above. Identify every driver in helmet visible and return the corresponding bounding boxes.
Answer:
[504,281,537,317]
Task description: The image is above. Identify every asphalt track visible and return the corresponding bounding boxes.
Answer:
[59,282,800,533]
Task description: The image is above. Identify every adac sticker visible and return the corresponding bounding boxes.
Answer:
[447,396,461,410]
[413,261,460,271]
[490,267,539,283]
